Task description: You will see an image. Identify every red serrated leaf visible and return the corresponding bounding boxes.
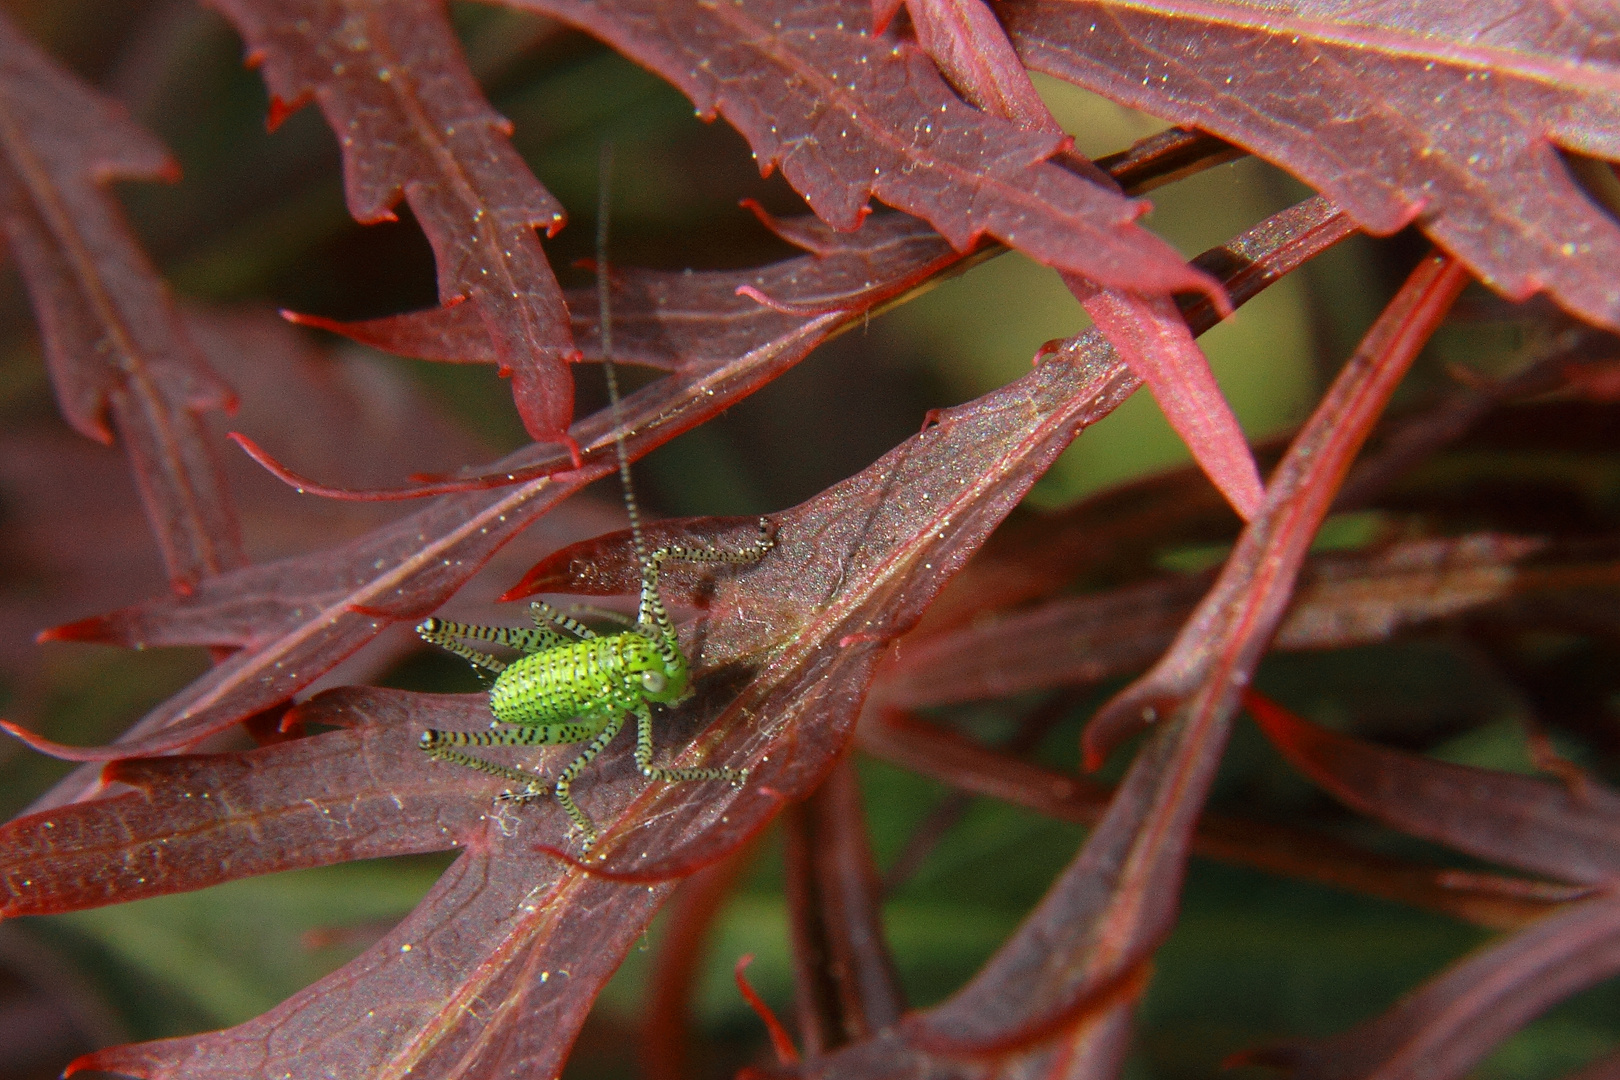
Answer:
[210,0,578,446]
[49,692,675,1080]
[1246,691,1620,887]
[0,13,242,591]
[903,0,1263,518]
[0,692,490,915]
[1003,0,1620,330]
[505,0,1223,303]
[240,210,960,497]
[1233,894,1620,1080]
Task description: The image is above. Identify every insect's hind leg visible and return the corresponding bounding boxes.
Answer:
[633,703,748,786]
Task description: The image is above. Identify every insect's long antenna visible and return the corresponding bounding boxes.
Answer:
[597,142,647,571]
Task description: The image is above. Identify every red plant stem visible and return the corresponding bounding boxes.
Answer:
[1086,250,1473,765]
[639,843,757,1080]
[734,955,799,1066]
[782,799,842,1057]
[783,757,907,1054]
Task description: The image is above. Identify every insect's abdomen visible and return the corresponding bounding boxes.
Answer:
[489,634,655,726]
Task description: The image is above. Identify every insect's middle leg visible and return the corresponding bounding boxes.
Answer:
[555,712,626,850]
[419,717,613,812]
[633,703,748,785]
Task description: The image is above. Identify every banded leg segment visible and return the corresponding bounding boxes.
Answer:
[416,615,573,674]
[421,714,623,845]
[555,712,625,848]
[421,717,609,748]
[636,517,777,642]
[420,742,546,798]
[633,703,748,785]
[529,601,598,643]
[415,621,507,675]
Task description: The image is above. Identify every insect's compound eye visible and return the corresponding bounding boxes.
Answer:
[640,669,667,694]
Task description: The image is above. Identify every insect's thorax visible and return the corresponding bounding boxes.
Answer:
[488,629,688,726]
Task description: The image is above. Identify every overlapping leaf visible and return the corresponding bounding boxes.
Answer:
[1247,693,1620,889]
[4,184,1359,1080]
[0,11,241,592]
[870,252,1469,1061]
[1002,0,1620,329]
[505,0,1219,303]
[879,533,1620,708]
[894,0,1263,517]
[858,710,1574,929]
[1241,694,1620,1080]
[229,207,961,495]
[209,0,578,448]
[3,210,963,794]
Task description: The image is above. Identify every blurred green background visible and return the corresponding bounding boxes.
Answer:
[1,3,1617,1079]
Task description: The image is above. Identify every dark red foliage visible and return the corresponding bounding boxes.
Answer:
[1001,0,1620,331]
[515,0,1218,301]
[3,2,1620,1079]
[0,10,240,593]
[207,0,580,450]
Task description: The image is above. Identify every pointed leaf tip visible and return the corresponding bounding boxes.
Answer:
[871,0,905,35]
[1070,283,1263,520]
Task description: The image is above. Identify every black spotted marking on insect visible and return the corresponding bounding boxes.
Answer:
[416,145,775,851]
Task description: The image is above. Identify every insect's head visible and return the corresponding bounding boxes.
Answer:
[633,638,690,706]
